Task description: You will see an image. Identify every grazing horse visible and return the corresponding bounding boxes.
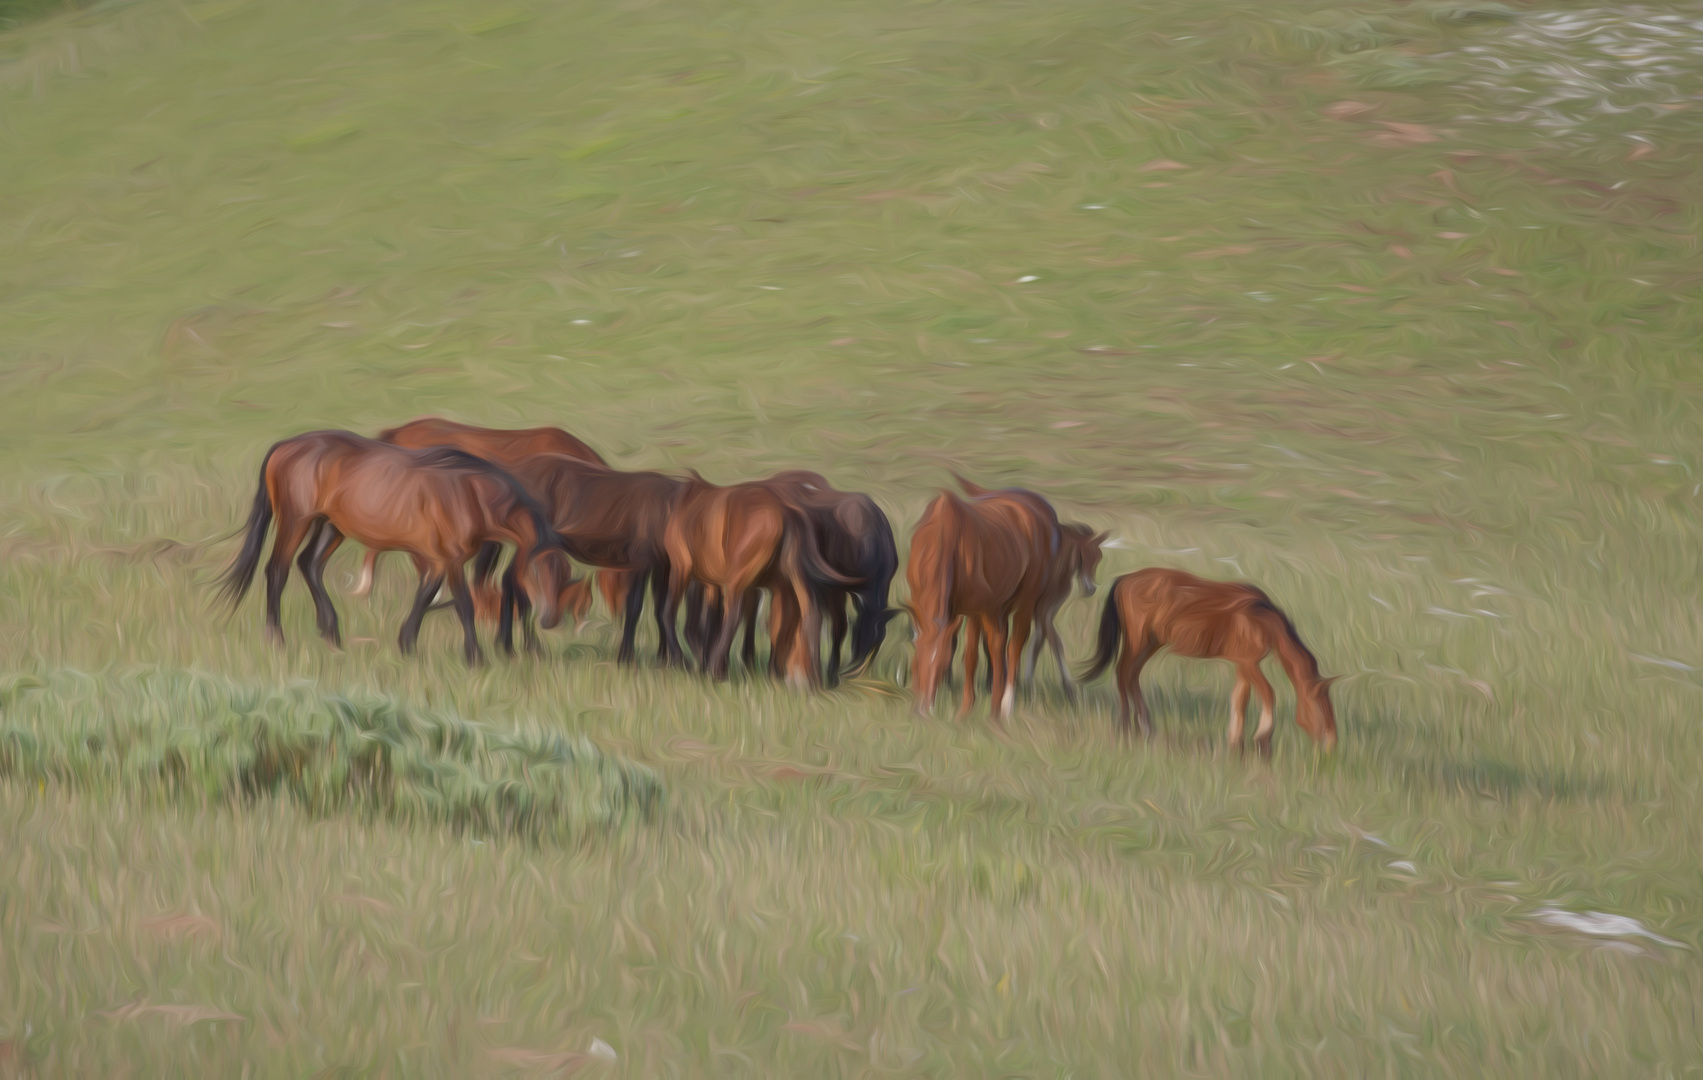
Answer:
[1021,522,1107,701]
[663,478,857,687]
[699,471,897,684]
[905,482,1060,720]
[950,476,1105,701]
[1080,567,1339,753]
[500,453,688,665]
[356,416,615,614]
[217,431,572,665]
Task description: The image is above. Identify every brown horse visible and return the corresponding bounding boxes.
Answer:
[691,470,898,685]
[905,482,1060,719]
[1080,567,1338,753]
[499,453,689,665]
[950,476,1105,702]
[217,431,572,665]
[355,416,614,612]
[663,477,857,687]
[1022,522,1107,701]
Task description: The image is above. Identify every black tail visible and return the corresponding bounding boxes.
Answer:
[788,506,863,591]
[217,444,279,609]
[844,505,899,675]
[1079,589,1123,682]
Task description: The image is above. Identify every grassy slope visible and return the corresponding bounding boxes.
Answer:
[3,0,1703,1073]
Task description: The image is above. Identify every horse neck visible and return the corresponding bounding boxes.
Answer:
[1266,611,1322,692]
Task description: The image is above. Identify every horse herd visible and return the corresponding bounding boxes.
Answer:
[220,418,1338,753]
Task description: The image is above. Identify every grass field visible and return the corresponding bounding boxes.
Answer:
[4,0,1703,1074]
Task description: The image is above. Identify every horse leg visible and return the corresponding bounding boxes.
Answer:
[1116,638,1157,739]
[957,618,982,719]
[648,568,675,663]
[784,577,821,691]
[353,548,379,599]
[444,564,484,666]
[742,590,762,675]
[617,567,648,664]
[988,615,1015,721]
[912,615,959,716]
[1227,671,1250,751]
[467,541,502,623]
[1000,611,1030,719]
[1021,605,1051,685]
[688,584,714,670]
[1246,663,1278,758]
[768,590,799,681]
[1046,617,1078,705]
[398,570,446,655]
[826,595,847,687]
[297,520,345,646]
[262,512,315,647]
[660,566,690,670]
[707,586,745,682]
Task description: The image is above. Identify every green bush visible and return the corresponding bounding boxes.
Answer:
[0,669,660,843]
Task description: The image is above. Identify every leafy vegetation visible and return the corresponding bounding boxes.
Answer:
[0,670,659,842]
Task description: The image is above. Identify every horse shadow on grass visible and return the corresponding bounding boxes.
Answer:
[1063,681,1619,801]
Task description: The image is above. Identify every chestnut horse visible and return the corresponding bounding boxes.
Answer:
[356,416,616,614]
[695,470,897,685]
[906,482,1060,719]
[1021,522,1107,701]
[1081,567,1338,753]
[663,477,858,687]
[217,431,572,665]
[950,476,1105,702]
[500,453,689,665]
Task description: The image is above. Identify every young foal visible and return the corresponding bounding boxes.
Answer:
[906,484,1059,720]
[218,431,571,665]
[1081,567,1338,753]
[358,416,612,612]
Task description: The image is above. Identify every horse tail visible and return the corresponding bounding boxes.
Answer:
[845,502,899,674]
[785,505,861,591]
[1079,586,1124,682]
[217,443,280,608]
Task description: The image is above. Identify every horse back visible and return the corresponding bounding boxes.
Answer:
[379,417,606,467]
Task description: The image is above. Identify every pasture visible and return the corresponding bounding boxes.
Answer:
[3,0,1703,1074]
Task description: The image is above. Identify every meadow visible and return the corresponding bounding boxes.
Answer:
[3,0,1703,1074]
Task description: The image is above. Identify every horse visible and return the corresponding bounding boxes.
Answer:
[1080,567,1339,753]
[950,476,1105,702]
[355,416,615,614]
[663,477,858,687]
[1021,522,1107,701]
[905,481,1060,720]
[690,471,897,685]
[216,431,573,666]
[499,453,689,666]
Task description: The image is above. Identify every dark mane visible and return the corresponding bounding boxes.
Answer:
[1252,596,1321,678]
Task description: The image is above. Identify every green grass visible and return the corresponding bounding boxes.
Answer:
[3,0,1703,1074]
